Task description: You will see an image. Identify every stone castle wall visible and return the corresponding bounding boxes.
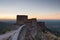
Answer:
[16,15,28,25]
[11,15,59,40]
[12,15,46,40]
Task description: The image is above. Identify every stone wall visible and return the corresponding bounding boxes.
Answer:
[16,15,28,25]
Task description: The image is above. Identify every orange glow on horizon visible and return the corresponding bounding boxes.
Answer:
[28,13,60,20]
[0,13,60,20]
[0,16,16,20]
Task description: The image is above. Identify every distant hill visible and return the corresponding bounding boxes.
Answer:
[0,22,9,29]
[38,20,60,32]
[0,22,12,34]
[0,20,16,24]
[0,20,16,28]
[38,20,60,37]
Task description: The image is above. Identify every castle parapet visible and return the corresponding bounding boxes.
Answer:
[16,15,28,25]
[28,18,37,27]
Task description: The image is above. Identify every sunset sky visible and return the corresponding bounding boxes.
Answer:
[0,0,60,20]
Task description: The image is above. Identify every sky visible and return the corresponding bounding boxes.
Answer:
[0,0,60,20]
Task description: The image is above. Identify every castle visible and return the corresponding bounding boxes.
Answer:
[11,15,45,30]
[10,15,45,40]
[11,15,59,40]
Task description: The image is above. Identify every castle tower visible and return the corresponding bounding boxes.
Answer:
[16,15,28,25]
[28,18,37,27]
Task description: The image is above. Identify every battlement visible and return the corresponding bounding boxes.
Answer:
[16,15,28,25]
[28,18,37,26]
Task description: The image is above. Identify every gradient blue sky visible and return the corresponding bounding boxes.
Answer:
[0,0,60,20]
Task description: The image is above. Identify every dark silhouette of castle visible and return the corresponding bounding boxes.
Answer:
[16,15,45,28]
[16,15,28,25]
[11,15,58,40]
[11,15,46,31]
